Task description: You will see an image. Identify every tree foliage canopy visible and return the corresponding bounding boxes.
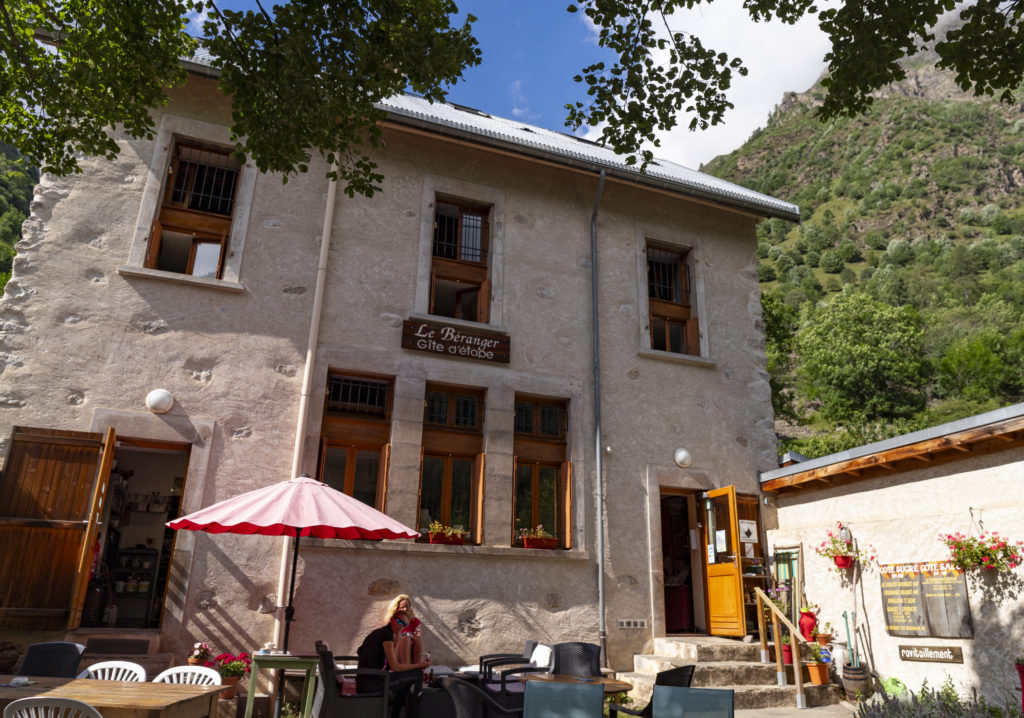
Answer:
[1,0,1022,191]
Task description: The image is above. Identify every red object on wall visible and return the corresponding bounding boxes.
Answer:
[1015,664,1024,713]
[834,555,855,569]
[799,611,818,642]
[782,643,793,665]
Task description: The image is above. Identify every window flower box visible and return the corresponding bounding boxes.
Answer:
[522,537,559,550]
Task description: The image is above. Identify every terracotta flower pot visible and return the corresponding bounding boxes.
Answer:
[808,662,829,685]
[834,555,855,569]
[815,633,833,646]
[522,537,558,549]
[187,657,203,666]
[219,675,241,699]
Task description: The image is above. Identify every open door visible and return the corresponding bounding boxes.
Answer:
[0,426,115,631]
[701,485,745,636]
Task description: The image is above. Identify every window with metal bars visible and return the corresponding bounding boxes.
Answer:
[430,199,491,323]
[326,376,391,419]
[646,243,700,356]
[147,138,241,279]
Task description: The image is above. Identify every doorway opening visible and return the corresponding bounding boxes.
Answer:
[81,438,190,629]
[660,493,695,634]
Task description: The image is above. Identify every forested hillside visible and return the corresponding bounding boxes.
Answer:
[704,61,1024,457]
[0,143,37,292]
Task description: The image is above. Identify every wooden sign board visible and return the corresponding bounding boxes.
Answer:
[898,645,964,663]
[402,319,510,364]
[880,562,973,638]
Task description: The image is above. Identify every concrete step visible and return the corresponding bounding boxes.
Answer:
[652,636,763,663]
[617,671,845,710]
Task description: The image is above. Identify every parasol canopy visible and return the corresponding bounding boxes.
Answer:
[167,475,419,650]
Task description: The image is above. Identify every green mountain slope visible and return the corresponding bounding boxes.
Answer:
[703,66,1024,457]
[0,143,37,292]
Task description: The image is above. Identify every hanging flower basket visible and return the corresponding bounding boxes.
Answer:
[834,555,855,569]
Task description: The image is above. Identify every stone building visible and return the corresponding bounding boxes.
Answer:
[0,56,799,670]
[762,403,1024,701]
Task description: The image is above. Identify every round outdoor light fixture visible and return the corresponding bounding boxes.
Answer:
[673,448,692,468]
[145,388,174,414]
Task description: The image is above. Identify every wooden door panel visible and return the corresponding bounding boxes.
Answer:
[703,485,745,637]
[0,426,111,630]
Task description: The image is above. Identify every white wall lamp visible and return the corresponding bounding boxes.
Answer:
[145,388,174,414]
[673,447,692,468]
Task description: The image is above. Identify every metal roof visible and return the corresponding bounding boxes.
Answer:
[183,50,799,221]
[760,401,1024,484]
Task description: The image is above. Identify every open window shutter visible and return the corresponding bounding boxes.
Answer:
[377,444,391,512]
[216,230,229,279]
[559,461,573,549]
[471,452,486,545]
[0,426,112,631]
[68,427,117,629]
[685,318,701,356]
[511,455,518,545]
[429,268,438,314]
[478,278,491,323]
[145,219,163,268]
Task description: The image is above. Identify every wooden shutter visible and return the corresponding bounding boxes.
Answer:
[429,268,438,314]
[685,318,701,356]
[0,426,115,631]
[145,219,163,268]
[559,461,573,549]
[376,444,390,512]
[478,278,491,323]
[471,452,485,545]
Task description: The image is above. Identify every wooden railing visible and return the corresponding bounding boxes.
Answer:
[753,586,809,709]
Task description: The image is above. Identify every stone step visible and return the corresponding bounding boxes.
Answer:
[617,671,845,710]
[652,636,763,663]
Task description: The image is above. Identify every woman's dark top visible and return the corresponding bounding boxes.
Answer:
[356,624,394,693]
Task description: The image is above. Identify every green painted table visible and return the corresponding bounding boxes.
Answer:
[244,653,319,718]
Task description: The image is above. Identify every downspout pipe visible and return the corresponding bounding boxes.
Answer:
[590,169,607,667]
[273,168,340,651]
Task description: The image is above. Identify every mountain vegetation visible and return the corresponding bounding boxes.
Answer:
[0,144,37,291]
[704,56,1024,457]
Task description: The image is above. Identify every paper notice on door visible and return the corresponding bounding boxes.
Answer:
[707,544,715,563]
[739,519,757,543]
[715,529,727,552]
[744,542,755,558]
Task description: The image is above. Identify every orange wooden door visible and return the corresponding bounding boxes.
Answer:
[0,426,115,630]
[701,485,745,636]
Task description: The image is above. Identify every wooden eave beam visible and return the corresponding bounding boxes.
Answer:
[762,414,1024,493]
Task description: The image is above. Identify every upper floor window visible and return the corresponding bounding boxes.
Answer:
[318,373,393,510]
[146,139,241,279]
[647,243,700,356]
[514,400,566,440]
[424,387,482,431]
[430,199,490,323]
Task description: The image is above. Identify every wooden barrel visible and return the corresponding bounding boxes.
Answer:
[841,663,871,701]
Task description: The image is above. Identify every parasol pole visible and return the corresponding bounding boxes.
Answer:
[274,526,303,718]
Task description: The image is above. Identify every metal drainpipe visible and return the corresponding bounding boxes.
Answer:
[272,167,340,652]
[590,169,607,666]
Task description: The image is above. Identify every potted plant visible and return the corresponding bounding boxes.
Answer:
[940,531,1022,572]
[210,652,251,699]
[188,642,212,666]
[518,524,558,549]
[427,521,468,545]
[814,621,833,646]
[1015,657,1024,713]
[814,522,876,570]
[806,644,829,685]
[798,603,818,642]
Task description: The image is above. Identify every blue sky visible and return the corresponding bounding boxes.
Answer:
[207,2,831,169]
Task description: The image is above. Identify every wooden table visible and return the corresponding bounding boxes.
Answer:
[520,673,633,695]
[0,676,222,718]
[244,653,319,718]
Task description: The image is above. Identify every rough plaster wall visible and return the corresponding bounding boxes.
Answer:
[768,446,1024,702]
[0,76,776,670]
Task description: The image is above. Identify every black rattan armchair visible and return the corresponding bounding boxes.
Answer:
[441,677,522,718]
[314,640,390,718]
[608,665,695,718]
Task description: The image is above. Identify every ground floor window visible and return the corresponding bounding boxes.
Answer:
[418,453,484,542]
[321,445,388,509]
[514,462,558,536]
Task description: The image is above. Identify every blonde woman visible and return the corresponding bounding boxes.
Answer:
[384,594,425,664]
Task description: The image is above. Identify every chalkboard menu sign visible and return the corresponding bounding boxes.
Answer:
[880,562,973,638]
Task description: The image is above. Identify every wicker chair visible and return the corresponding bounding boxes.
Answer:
[608,665,695,718]
[313,640,389,718]
[16,643,85,679]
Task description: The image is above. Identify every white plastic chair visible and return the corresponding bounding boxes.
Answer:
[78,660,146,681]
[152,665,222,685]
[4,697,103,718]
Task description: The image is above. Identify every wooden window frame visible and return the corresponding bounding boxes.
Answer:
[318,442,390,512]
[429,198,491,324]
[417,451,485,544]
[423,385,484,433]
[514,398,567,441]
[146,138,240,280]
[647,242,700,356]
[513,395,571,549]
